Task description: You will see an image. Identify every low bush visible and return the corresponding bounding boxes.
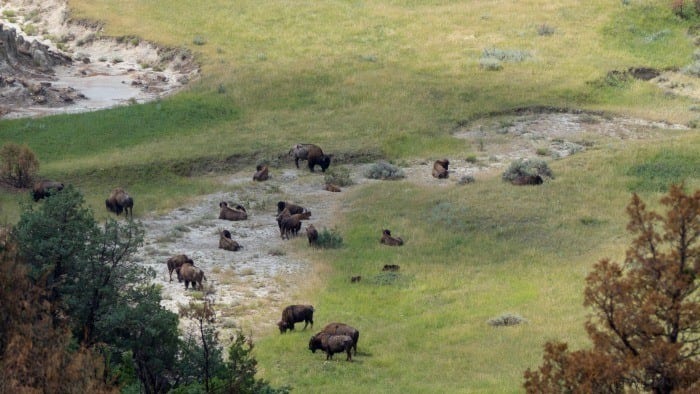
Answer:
[324,166,354,186]
[315,227,343,249]
[365,161,405,180]
[501,158,553,182]
[0,142,39,188]
[487,313,526,327]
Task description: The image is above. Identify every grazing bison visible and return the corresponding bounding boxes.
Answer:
[277,208,312,239]
[306,224,319,245]
[277,201,306,215]
[432,159,450,179]
[319,322,360,355]
[219,229,242,251]
[382,264,400,272]
[289,143,332,172]
[105,187,134,218]
[511,174,543,186]
[176,262,206,290]
[351,275,362,283]
[380,229,404,246]
[277,304,315,333]
[167,254,194,282]
[219,202,247,221]
[31,180,64,201]
[324,183,341,192]
[308,332,354,361]
[253,164,269,181]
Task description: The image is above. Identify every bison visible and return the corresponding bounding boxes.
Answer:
[306,224,318,245]
[277,304,315,333]
[276,208,312,239]
[167,254,194,282]
[432,159,450,179]
[219,229,242,251]
[176,262,206,290]
[511,174,543,186]
[31,180,64,201]
[277,201,306,215]
[105,187,134,218]
[350,275,362,283]
[382,264,400,272]
[318,322,360,355]
[380,229,404,246]
[324,183,341,192]
[253,164,269,181]
[219,202,247,221]
[289,143,332,172]
[308,332,354,361]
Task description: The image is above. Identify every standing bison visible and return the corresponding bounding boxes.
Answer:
[318,322,360,356]
[308,332,354,361]
[31,180,64,201]
[176,262,207,290]
[166,254,194,282]
[277,304,315,333]
[306,224,318,245]
[289,143,332,172]
[105,187,134,218]
[432,159,450,179]
[219,202,247,221]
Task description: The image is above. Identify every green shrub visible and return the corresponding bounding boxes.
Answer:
[501,158,553,182]
[315,227,343,249]
[364,161,405,180]
[324,166,354,186]
[487,313,526,327]
[193,36,206,46]
[479,57,502,71]
[457,175,475,185]
[481,48,531,63]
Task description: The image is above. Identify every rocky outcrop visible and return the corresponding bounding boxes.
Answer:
[0,24,71,75]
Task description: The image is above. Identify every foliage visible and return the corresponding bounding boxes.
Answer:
[537,24,555,36]
[315,227,343,249]
[481,48,531,63]
[323,166,354,187]
[0,142,39,188]
[487,313,527,327]
[0,229,117,393]
[626,151,700,192]
[501,158,554,182]
[364,161,405,180]
[524,185,700,393]
[178,300,223,392]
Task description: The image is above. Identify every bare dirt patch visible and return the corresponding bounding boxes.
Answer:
[0,0,198,119]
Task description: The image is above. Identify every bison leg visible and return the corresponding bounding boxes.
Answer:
[346,347,352,361]
[185,280,190,290]
[295,157,300,168]
[308,162,315,172]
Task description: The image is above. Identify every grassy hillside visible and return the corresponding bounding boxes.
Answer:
[0,0,699,392]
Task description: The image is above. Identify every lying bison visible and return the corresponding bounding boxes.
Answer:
[511,174,543,186]
[31,180,64,201]
[308,332,354,361]
[219,202,247,221]
[382,264,400,272]
[319,322,360,356]
[253,164,269,181]
[176,262,207,290]
[277,201,306,215]
[219,229,242,251]
[324,183,341,192]
[105,187,134,218]
[289,143,332,172]
[277,304,315,333]
[432,159,450,179]
[380,229,404,246]
[167,254,194,282]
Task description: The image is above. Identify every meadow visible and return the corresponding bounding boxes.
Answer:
[1,0,699,392]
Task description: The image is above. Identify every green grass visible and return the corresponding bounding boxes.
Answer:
[0,0,699,391]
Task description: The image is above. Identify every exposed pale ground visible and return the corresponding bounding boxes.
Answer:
[0,0,694,342]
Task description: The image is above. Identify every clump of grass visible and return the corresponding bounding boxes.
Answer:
[324,166,354,186]
[457,175,475,185]
[481,48,531,63]
[501,158,554,182]
[23,24,37,36]
[535,147,549,156]
[580,216,605,226]
[193,36,206,46]
[112,57,123,64]
[365,161,405,180]
[479,57,502,71]
[537,24,555,36]
[487,313,526,327]
[315,227,343,249]
[268,247,285,256]
[465,154,478,164]
[643,29,671,43]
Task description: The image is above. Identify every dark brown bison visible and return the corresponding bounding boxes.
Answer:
[432,159,450,179]
[382,264,400,272]
[308,332,354,361]
[176,262,206,290]
[277,201,306,215]
[253,165,269,181]
[289,143,332,172]
[380,229,404,246]
[350,275,362,283]
[277,304,315,333]
[31,180,64,201]
[276,208,312,239]
[324,183,341,192]
[319,322,360,355]
[511,174,543,186]
[306,224,318,245]
[167,254,194,282]
[219,229,241,251]
[219,202,247,221]
[105,187,134,218]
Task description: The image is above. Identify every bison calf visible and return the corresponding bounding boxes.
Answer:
[277,304,315,333]
[306,224,319,245]
[308,332,354,361]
